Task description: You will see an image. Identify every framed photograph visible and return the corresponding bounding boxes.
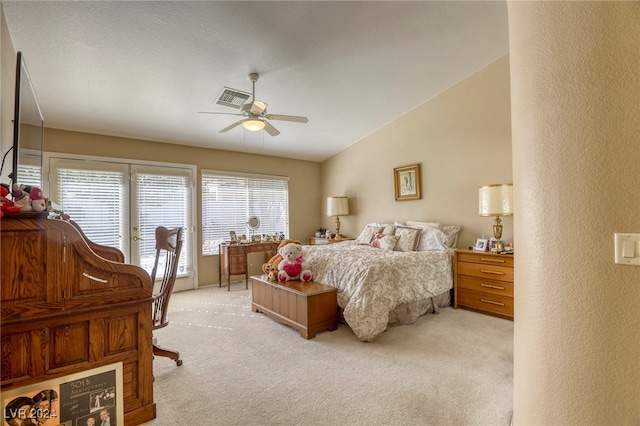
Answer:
[394,163,422,201]
[474,238,488,252]
[229,231,237,242]
[2,362,123,426]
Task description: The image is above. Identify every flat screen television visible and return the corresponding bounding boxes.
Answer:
[11,51,44,189]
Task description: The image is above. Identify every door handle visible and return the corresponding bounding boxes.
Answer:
[132,236,143,241]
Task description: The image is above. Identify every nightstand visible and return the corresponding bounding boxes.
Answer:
[454,249,514,320]
[308,237,354,245]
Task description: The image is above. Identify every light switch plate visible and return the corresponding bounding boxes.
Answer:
[614,233,640,265]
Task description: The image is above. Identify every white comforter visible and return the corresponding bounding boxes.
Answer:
[303,241,453,341]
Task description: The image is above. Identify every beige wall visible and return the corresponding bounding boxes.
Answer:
[43,128,322,286]
[509,2,640,424]
[321,55,512,249]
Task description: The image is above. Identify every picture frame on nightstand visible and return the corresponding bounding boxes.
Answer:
[473,238,488,252]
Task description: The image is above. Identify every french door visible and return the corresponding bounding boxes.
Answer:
[48,156,196,292]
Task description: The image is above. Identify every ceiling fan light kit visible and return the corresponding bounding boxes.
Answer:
[243,119,265,131]
[199,72,308,136]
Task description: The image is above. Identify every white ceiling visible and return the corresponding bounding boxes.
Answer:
[3,1,509,162]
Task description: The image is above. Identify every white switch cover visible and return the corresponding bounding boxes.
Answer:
[614,233,640,265]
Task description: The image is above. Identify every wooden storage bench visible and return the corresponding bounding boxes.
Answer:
[250,275,338,339]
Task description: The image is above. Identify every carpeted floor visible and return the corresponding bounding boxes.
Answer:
[143,283,513,426]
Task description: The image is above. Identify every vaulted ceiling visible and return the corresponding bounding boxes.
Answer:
[3,1,509,162]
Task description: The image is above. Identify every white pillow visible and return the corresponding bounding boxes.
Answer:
[414,227,449,252]
[441,225,462,248]
[370,233,399,251]
[356,225,385,244]
[393,226,421,252]
[405,220,441,229]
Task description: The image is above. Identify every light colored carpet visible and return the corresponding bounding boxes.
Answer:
[143,283,513,426]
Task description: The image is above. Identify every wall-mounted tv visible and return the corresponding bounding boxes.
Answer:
[11,51,44,189]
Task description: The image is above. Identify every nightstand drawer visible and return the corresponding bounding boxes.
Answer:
[457,289,513,318]
[457,251,514,267]
[456,262,513,283]
[456,275,513,297]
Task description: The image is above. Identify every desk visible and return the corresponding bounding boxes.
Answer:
[219,242,279,291]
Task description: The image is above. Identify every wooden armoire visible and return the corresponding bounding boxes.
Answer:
[0,213,156,425]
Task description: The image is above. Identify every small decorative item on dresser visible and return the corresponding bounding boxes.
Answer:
[473,238,488,252]
[454,249,514,320]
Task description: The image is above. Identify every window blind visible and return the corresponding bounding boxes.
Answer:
[134,168,192,277]
[201,171,289,255]
[54,165,126,252]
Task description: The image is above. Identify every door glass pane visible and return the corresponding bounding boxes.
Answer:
[52,161,127,253]
[134,168,192,278]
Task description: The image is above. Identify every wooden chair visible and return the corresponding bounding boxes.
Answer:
[151,226,184,366]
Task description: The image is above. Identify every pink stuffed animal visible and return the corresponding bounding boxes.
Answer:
[29,187,46,212]
[277,242,312,282]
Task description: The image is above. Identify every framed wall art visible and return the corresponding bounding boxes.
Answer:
[394,163,422,201]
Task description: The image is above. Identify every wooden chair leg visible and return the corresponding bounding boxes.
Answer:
[153,343,183,366]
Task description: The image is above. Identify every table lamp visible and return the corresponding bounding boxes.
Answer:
[479,184,513,252]
[326,196,349,240]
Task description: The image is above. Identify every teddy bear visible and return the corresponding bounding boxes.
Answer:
[262,238,301,281]
[29,187,46,212]
[277,242,312,282]
[12,184,32,212]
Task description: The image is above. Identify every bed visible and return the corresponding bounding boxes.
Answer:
[302,222,459,341]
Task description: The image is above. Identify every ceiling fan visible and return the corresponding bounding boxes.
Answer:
[199,72,308,136]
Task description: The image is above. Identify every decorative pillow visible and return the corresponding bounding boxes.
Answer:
[356,225,385,244]
[405,220,442,230]
[441,225,462,248]
[414,226,449,252]
[370,233,399,251]
[366,222,395,235]
[393,226,421,252]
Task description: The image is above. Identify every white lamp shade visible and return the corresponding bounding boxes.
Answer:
[327,196,349,217]
[243,119,265,131]
[479,184,513,216]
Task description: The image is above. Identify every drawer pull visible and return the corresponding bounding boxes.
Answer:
[480,257,505,263]
[480,269,504,275]
[481,283,505,290]
[82,272,108,284]
[481,299,505,307]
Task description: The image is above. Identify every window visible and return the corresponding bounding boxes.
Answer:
[201,171,289,255]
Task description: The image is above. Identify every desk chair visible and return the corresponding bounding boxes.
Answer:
[151,226,184,366]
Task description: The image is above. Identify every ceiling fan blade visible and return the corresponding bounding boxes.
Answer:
[198,111,244,117]
[263,120,280,136]
[219,120,245,133]
[265,114,308,123]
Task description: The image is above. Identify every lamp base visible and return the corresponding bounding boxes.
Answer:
[492,216,504,252]
[334,216,342,240]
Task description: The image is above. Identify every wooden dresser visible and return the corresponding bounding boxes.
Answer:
[454,249,514,320]
[1,213,156,425]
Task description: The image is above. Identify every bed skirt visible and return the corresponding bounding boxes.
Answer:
[337,289,452,329]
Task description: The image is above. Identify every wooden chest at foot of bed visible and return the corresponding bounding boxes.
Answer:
[250,275,338,339]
